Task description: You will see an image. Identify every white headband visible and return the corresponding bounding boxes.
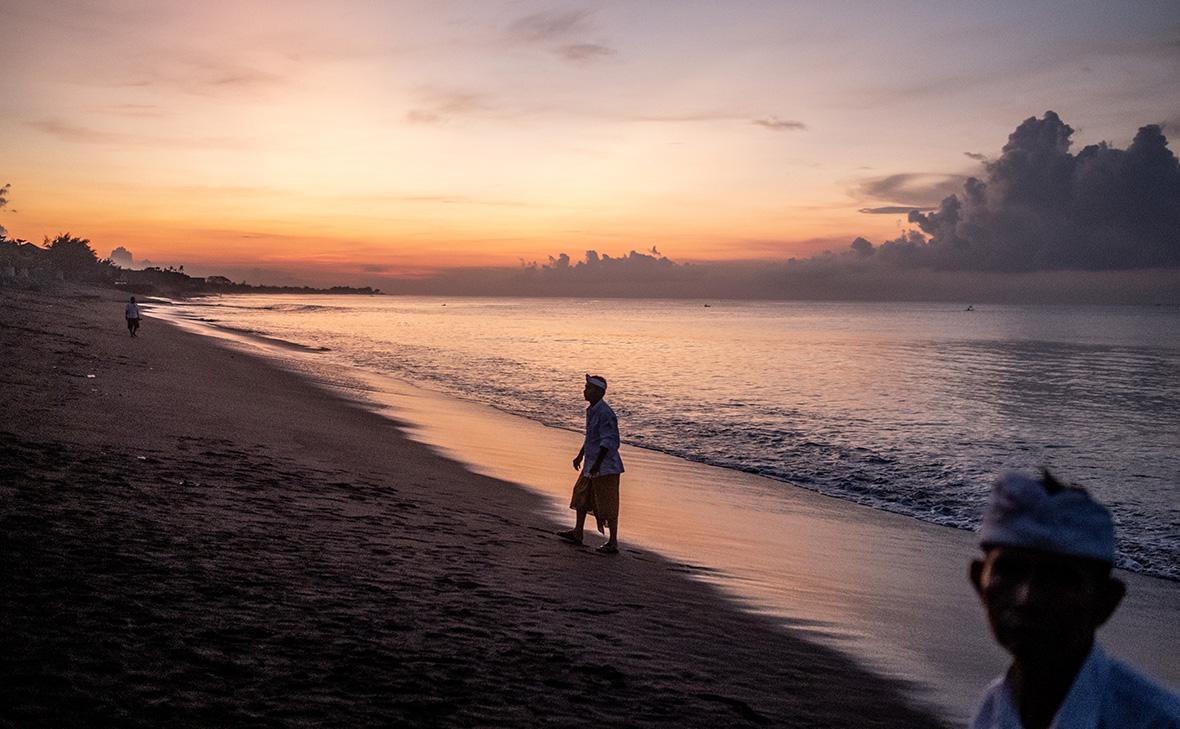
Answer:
[585,375,607,391]
[979,472,1115,563]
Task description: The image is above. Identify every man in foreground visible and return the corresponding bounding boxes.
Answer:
[970,470,1180,728]
[557,374,624,554]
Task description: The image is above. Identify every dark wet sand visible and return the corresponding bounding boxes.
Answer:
[0,286,947,728]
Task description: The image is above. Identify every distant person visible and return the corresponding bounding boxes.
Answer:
[125,296,141,337]
[969,470,1180,729]
[557,374,624,554]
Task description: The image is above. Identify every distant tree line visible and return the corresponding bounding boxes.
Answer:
[0,232,380,296]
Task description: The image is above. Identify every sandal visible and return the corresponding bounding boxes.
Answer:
[595,543,619,555]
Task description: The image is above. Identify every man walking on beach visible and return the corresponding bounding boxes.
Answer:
[969,470,1180,729]
[125,296,141,337]
[558,374,624,554]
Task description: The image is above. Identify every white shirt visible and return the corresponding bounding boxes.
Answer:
[125,302,140,319]
[971,643,1180,729]
[582,399,624,477]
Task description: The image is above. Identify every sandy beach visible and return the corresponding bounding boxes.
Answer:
[0,286,950,728]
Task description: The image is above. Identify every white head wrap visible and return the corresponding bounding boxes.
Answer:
[585,375,607,392]
[979,472,1115,563]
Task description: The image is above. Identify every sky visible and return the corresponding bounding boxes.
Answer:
[1,0,1179,289]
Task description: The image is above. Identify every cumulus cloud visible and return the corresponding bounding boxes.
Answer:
[528,247,674,280]
[373,113,1180,302]
[861,111,1180,271]
[366,247,1177,304]
[109,246,134,267]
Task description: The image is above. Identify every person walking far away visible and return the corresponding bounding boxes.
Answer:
[557,374,624,555]
[125,296,141,337]
[969,470,1180,729]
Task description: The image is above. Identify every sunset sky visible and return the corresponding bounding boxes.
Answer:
[2,1,1178,284]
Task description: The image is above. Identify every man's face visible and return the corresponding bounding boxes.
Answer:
[583,383,603,403]
[970,546,1122,663]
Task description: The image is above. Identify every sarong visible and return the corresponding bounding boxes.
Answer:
[569,473,620,534]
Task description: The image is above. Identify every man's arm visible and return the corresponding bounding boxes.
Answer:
[572,445,585,471]
[589,410,619,476]
[588,445,608,477]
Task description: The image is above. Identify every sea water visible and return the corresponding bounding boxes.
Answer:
[167,296,1180,581]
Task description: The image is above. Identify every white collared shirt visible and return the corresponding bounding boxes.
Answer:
[125,302,140,319]
[971,643,1180,729]
[582,399,624,477]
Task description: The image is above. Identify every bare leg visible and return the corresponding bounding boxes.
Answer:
[557,511,588,544]
[594,518,618,553]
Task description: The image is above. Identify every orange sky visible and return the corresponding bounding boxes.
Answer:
[2,1,1178,284]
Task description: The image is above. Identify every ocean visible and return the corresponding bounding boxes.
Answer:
[165,295,1180,582]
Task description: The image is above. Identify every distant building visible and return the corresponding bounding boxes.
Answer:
[204,275,233,285]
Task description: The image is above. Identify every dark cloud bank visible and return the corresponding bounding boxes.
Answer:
[379,112,1179,303]
[877,111,1180,272]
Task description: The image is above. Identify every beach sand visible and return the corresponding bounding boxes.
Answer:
[0,286,949,728]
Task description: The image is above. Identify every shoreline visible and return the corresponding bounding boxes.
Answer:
[159,292,1180,585]
[151,294,1180,721]
[1,285,951,727]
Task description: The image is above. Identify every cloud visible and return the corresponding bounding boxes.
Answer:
[400,88,797,132]
[109,246,134,267]
[28,118,249,148]
[361,248,1178,304]
[102,48,289,98]
[627,111,745,124]
[504,8,617,65]
[851,111,1180,271]
[90,103,166,118]
[557,42,615,63]
[858,206,926,215]
[506,9,592,44]
[964,152,987,161]
[370,193,531,208]
[752,116,806,132]
[404,89,495,125]
[855,172,969,208]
